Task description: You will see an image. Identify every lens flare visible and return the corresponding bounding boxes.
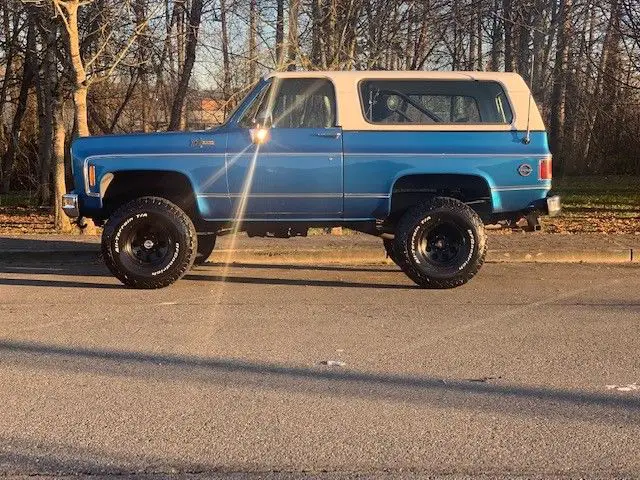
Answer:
[208,144,260,310]
[250,127,270,145]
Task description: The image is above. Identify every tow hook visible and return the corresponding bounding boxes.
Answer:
[75,216,89,229]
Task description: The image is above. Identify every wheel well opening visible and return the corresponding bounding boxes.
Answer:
[102,171,198,221]
[389,174,492,222]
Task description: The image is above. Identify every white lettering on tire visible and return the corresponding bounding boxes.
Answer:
[410,216,430,264]
[458,229,475,271]
[114,212,148,253]
[151,242,180,276]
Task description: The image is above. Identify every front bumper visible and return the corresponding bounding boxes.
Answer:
[62,193,80,218]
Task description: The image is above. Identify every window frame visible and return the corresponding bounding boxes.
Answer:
[357,78,515,127]
[267,77,339,129]
[234,80,273,128]
[226,78,272,128]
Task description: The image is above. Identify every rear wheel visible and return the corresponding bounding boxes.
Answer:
[194,234,217,265]
[102,196,197,289]
[394,196,486,289]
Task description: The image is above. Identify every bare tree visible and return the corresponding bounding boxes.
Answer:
[1,14,36,193]
[168,0,203,130]
[275,0,285,67]
[3,0,640,224]
[549,0,572,165]
[248,0,257,81]
[287,0,299,70]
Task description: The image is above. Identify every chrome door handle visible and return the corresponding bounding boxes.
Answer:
[313,132,341,139]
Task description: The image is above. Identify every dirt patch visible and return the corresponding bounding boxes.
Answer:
[0,207,56,235]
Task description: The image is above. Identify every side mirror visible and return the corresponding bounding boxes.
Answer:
[250,111,272,144]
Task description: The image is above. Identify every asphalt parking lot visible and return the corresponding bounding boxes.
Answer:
[0,254,639,478]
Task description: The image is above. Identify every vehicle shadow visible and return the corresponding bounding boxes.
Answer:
[0,272,412,290]
[184,272,415,289]
[199,261,397,274]
[0,277,120,289]
[0,256,412,290]
[0,339,638,426]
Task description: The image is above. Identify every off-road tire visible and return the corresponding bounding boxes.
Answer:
[102,196,197,289]
[394,197,487,289]
[194,234,217,265]
[383,238,400,265]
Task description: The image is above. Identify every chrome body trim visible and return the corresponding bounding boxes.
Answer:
[491,185,551,192]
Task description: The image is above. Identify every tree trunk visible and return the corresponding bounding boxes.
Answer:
[469,8,477,70]
[248,0,257,82]
[287,0,300,70]
[489,0,502,70]
[168,0,203,131]
[451,0,460,70]
[503,0,515,71]
[1,18,36,193]
[37,16,57,205]
[476,3,483,70]
[325,0,336,67]
[410,1,430,70]
[220,0,231,114]
[55,0,98,232]
[516,7,532,78]
[176,0,186,129]
[311,0,323,67]
[62,0,90,137]
[531,0,546,99]
[275,0,285,68]
[0,4,20,126]
[133,0,150,132]
[53,100,72,232]
[549,0,572,170]
[591,0,621,173]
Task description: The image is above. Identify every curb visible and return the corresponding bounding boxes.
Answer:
[488,249,635,264]
[0,247,637,264]
[209,248,637,264]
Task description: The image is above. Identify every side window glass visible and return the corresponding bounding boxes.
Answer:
[238,84,271,128]
[270,78,337,128]
[360,80,513,125]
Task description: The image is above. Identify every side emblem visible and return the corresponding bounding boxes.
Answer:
[191,139,215,148]
[518,163,533,177]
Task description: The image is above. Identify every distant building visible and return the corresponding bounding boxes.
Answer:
[189,95,227,129]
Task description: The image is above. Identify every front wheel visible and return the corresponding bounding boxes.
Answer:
[102,196,197,289]
[394,197,487,289]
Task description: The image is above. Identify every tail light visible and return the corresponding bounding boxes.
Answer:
[539,157,552,180]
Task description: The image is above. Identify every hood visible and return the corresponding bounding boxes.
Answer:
[71,128,222,161]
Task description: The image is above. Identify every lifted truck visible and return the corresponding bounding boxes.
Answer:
[63,70,560,289]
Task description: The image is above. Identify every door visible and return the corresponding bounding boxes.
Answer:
[225,77,343,219]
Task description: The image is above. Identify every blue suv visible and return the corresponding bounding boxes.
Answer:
[63,71,560,289]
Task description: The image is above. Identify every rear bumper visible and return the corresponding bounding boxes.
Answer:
[531,194,562,217]
[62,193,80,218]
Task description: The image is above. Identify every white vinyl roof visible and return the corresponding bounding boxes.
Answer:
[263,70,545,132]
